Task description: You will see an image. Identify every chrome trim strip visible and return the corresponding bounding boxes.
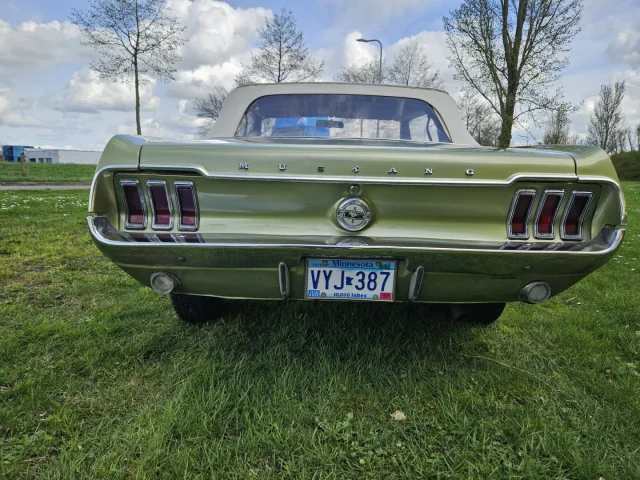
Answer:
[278,262,290,298]
[577,176,626,226]
[140,164,578,186]
[119,179,147,230]
[146,180,174,231]
[561,191,594,241]
[89,164,139,211]
[533,189,565,239]
[87,216,624,256]
[408,266,424,301]
[507,189,537,240]
[173,181,199,231]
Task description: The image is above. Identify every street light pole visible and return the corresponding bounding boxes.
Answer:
[357,38,383,83]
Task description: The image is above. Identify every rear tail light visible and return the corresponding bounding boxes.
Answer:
[120,179,146,229]
[561,191,593,240]
[507,189,536,239]
[174,181,199,231]
[147,180,173,230]
[534,190,564,239]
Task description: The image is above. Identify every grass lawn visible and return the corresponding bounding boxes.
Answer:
[1,185,639,479]
[0,163,96,183]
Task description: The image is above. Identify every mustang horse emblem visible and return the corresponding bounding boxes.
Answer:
[336,197,372,232]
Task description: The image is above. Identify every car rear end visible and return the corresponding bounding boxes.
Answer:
[88,135,625,308]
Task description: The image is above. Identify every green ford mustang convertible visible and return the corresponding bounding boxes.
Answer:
[87,83,626,324]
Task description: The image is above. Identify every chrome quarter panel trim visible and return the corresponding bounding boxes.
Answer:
[173,181,199,231]
[146,180,174,231]
[89,164,139,212]
[533,189,565,239]
[119,179,147,230]
[139,164,578,186]
[561,191,594,241]
[577,176,626,226]
[507,189,537,240]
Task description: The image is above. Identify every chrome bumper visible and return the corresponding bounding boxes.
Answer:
[87,216,624,302]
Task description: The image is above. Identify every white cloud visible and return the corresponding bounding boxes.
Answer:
[0,88,41,127]
[324,29,454,89]
[53,69,159,114]
[608,29,640,68]
[0,19,91,77]
[168,62,242,98]
[164,0,269,99]
[117,117,197,140]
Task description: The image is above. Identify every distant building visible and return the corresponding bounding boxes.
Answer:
[23,149,102,165]
[2,145,34,162]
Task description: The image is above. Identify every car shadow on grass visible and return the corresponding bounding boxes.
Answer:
[155,299,490,372]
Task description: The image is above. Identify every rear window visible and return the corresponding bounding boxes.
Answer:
[235,94,451,143]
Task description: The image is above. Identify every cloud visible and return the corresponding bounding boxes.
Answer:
[117,117,197,140]
[53,69,159,114]
[0,19,91,77]
[0,88,41,127]
[164,0,269,99]
[324,29,453,88]
[607,29,640,68]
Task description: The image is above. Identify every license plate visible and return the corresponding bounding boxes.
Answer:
[305,258,396,301]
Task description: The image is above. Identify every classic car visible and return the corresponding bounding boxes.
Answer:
[87,83,626,324]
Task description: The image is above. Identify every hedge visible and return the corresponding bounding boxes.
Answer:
[611,151,640,181]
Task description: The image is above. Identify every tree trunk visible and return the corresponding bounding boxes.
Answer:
[498,92,516,148]
[134,57,141,135]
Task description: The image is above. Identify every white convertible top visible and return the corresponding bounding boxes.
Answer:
[208,82,478,145]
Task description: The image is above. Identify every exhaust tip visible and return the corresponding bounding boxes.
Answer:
[150,272,180,294]
[519,281,551,304]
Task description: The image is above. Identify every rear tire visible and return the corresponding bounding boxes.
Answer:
[170,293,225,324]
[449,303,506,325]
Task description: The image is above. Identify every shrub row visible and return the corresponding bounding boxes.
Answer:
[611,151,640,181]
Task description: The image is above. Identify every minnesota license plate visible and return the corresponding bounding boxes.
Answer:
[305,258,396,301]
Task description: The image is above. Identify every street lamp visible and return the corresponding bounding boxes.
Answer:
[357,38,382,84]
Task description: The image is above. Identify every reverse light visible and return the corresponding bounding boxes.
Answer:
[147,180,173,230]
[120,179,146,229]
[534,190,564,238]
[174,181,199,231]
[561,191,593,241]
[150,272,180,294]
[508,189,536,239]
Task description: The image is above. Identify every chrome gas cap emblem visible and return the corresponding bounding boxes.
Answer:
[336,197,372,231]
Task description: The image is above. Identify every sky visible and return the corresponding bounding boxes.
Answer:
[0,0,639,150]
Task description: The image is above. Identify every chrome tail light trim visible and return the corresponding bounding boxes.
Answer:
[173,181,199,231]
[507,189,537,240]
[119,179,147,230]
[533,189,565,239]
[146,180,174,231]
[561,191,594,241]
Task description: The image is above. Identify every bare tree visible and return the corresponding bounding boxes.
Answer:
[387,41,443,88]
[70,0,185,135]
[334,59,383,84]
[543,107,572,144]
[444,0,583,148]
[193,86,229,137]
[458,91,502,146]
[587,81,626,153]
[236,8,323,84]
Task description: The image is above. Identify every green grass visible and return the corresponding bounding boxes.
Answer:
[0,163,95,183]
[1,186,639,479]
